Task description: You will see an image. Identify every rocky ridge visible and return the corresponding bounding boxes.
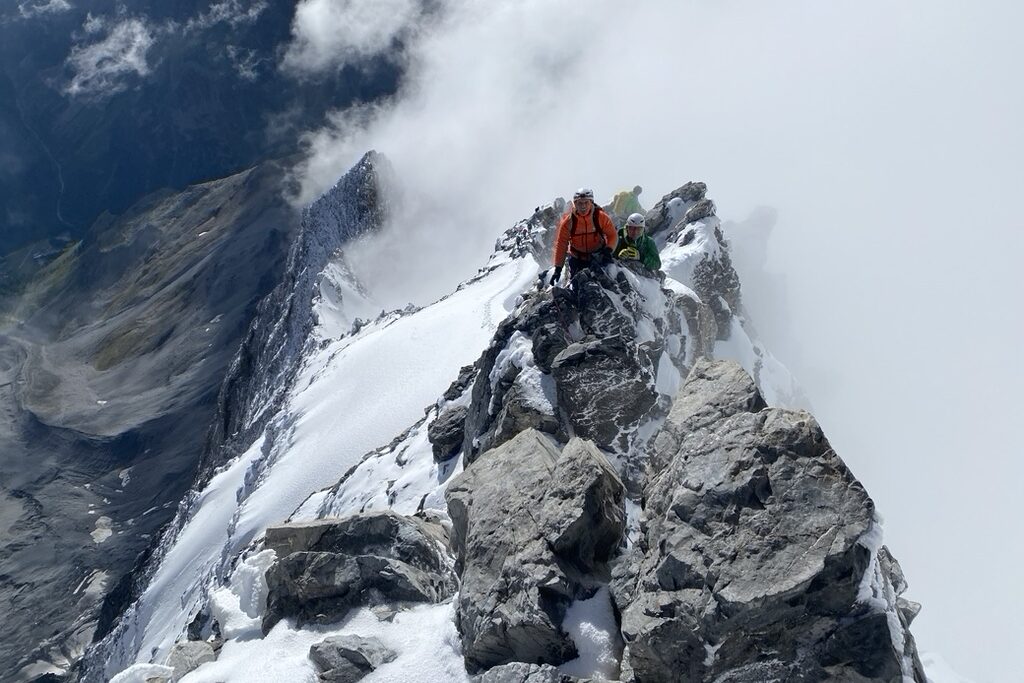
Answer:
[90,178,924,682]
[74,152,390,682]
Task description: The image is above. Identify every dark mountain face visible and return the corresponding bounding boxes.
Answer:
[0,0,401,254]
[0,160,300,680]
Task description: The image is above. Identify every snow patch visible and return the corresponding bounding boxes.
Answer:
[559,587,622,680]
[91,516,113,543]
[179,603,469,683]
[208,550,277,640]
[110,663,175,683]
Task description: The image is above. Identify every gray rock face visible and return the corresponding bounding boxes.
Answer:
[262,511,456,632]
[428,404,469,461]
[446,430,625,673]
[463,264,699,473]
[309,635,396,683]
[164,641,216,682]
[476,661,586,683]
[644,182,708,238]
[682,198,717,226]
[550,336,656,449]
[613,359,925,682]
[647,360,766,475]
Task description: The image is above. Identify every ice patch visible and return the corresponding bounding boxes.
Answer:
[624,498,642,549]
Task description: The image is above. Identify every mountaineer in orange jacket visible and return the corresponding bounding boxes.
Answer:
[549,187,618,285]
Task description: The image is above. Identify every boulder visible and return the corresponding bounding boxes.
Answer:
[309,634,396,683]
[428,404,468,461]
[613,359,925,682]
[263,512,456,632]
[644,182,708,237]
[476,662,588,683]
[682,198,717,226]
[162,641,216,682]
[446,430,625,673]
[647,359,766,475]
[550,336,656,450]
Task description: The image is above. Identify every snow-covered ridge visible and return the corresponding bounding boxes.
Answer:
[87,162,925,682]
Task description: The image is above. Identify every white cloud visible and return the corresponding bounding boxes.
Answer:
[226,45,264,81]
[185,0,268,33]
[287,2,1024,681]
[18,0,72,19]
[82,12,105,34]
[281,0,427,74]
[65,18,156,97]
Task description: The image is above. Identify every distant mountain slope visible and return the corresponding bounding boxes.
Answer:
[0,160,300,681]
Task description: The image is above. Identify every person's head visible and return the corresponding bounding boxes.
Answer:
[626,213,645,239]
[573,187,594,214]
[633,185,642,196]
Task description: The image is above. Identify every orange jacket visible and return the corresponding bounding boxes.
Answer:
[553,208,618,267]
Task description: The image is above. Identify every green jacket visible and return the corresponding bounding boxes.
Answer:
[613,227,661,270]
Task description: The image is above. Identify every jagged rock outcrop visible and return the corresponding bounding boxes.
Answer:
[309,635,397,683]
[262,511,456,632]
[446,430,625,673]
[612,358,926,682]
[643,182,708,237]
[203,151,390,476]
[462,265,703,472]
[428,404,469,461]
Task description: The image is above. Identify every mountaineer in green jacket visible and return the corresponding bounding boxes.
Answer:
[613,213,661,271]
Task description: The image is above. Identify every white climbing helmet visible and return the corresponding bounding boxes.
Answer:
[626,213,646,229]
[573,187,594,201]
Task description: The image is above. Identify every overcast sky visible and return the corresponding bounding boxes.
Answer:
[284,1,1022,679]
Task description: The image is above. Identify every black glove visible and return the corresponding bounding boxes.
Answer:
[549,265,562,285]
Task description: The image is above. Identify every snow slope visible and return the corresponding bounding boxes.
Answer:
[101,255,537,678]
